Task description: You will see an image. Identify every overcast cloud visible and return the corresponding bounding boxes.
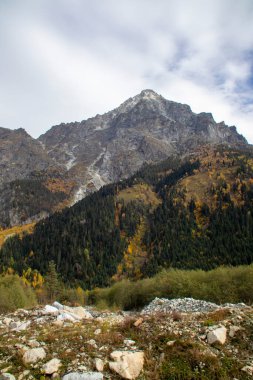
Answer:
[0,0,253,142]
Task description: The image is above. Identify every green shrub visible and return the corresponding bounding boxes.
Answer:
[0,275,37,312]
[88,265,253,310]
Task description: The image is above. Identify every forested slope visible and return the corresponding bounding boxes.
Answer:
[1,145,253,288]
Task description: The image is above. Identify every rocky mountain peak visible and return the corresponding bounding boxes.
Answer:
[0,90,248,227]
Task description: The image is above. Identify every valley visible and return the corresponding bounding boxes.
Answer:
[0,91,253,379]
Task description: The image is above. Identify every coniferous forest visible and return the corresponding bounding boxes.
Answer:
[1,146,253,289]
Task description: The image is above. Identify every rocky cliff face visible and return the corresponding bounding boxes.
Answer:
[0,127,55,186]
[39,89,246,202]
[0,90,247,226]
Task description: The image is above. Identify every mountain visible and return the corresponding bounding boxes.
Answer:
[1,145,253,288]
[0,90,247,227]
[39,89,246,201]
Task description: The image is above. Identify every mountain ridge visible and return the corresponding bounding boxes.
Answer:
[0,90,248,227]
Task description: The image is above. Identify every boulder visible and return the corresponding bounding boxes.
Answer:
[22,347,46,364]
[207,326,227,345]
[62,372,103,380]
[94,358,104,372]
[109,351,144,379]
[52,301,64,310]
[57,313,78,322]
[44,305,59,314]
[42,358,62,374]
[63,306,93,320]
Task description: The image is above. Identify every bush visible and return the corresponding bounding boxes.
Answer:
[88,265,253,310]
[0,275,37,312]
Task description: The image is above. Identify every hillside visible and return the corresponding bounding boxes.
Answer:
[0,90,247,228]
[1,145,253,288]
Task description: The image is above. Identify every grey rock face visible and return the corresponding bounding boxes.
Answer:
[38,89,246,202]
[0,90,247,226]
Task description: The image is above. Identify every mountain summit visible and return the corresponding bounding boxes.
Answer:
[0,90,247,227]
[39,89,246,200]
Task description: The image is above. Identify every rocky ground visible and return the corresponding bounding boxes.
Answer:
[0,298,252,380]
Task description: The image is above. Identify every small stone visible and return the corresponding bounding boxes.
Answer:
[77,366,87,371]
[86,339,97,348]
[94,329,101,335]
[94,358,104,372]
[62,372,103,380]
[53,320,64,327]
[207,326,227,345]
[109,350,144,379]
[124,339,135,347]
[42,358,62,375]
[52,373,60,379]
[241,365,253,376]
[27,340,40,348]
[133,318,143,327]
[166,340,176,347]
[22,347,46,364]
[229,326,241,338]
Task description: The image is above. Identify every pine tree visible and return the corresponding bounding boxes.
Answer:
[45,261,61,302]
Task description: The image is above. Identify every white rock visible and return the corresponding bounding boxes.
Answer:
[22,347,46,364]
[86,339,97,348]
[53,320,64,327]
[0,374,16,380]
[18,370,30,380]
[62,372,103,380]
[94,358,104,372]
[241,365,253,376]
[42,358,62,374]
[3,318,12,326]
[57,313,78,323]
[28,340,40,348]
[94,329,101,335]
[207,326,227,345]
[63,306,93,320]
[52,301,64,310]
[109,351,144,379]
[229,326,241,338]
[124,339,135,347]
[167,340,176,346]
[15,321,31,331]
[44,305,59,314]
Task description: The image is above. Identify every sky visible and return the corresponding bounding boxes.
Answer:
[0,0,253,142]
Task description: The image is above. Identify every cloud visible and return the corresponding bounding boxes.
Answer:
[0,0,253,142]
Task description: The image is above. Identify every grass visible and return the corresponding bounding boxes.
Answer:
[117,183,161,210]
